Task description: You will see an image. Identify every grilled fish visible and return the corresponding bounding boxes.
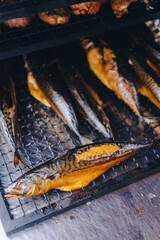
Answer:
[128,51,160,110]
[82,39,141,120]
[24,54,91,145]
[4,141,152,197]
[58,62,113,139]
[111,0,137,18]
[0,68,29,168]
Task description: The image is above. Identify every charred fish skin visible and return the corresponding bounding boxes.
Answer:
[128,51,160,109]
[58,61,113,140]
[81,39,141,119]
[24,54,89,144]
[4,141,152,198]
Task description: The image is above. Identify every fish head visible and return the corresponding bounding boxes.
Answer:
[4,172,45,198]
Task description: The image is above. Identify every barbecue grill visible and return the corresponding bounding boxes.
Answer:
[0,0,160,236]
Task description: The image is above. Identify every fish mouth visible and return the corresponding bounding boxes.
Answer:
[4,189,24,198]
[4,183,24,198]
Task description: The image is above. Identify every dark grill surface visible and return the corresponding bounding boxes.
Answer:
[0,1,160,60]
[0,47,160,235]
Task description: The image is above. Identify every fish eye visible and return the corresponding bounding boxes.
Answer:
[18,182,23,188]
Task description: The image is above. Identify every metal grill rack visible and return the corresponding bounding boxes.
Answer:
[0,1,160,60]
[0,0,92,21]
[0,46,160,235]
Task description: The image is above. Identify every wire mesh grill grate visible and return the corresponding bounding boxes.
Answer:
[0,0,160,60]
[0,48,160,234]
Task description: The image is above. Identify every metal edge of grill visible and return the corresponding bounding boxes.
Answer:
[0,43,160,235]
[1,162,160,236]
[0,1,160,61]
[0,0,93,21]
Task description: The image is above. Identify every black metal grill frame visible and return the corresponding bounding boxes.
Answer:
[0,47,160,235]
[0,0,93,21]
[0,1,160,61]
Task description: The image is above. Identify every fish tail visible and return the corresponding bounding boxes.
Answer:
[14,150,31,170]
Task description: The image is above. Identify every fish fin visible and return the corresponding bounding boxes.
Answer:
[14,153,20,168]
[14,151,31,170]
[78,135,93,145]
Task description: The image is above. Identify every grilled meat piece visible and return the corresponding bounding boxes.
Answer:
[70,0,106,15]
[3,15,35,28]
[128,24,160,67]
[59,62,113,139]
[39,8,71,26]
[111,0,137,18]
[82,39,141,119]
[4,141,152,197]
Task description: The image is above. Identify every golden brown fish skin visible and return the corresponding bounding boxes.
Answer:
[129,52,160,110]
[82,39,141,119]
[4,141,152,198]
[111,0,137,18]
[58,61,113,139]
[24,54,91,145]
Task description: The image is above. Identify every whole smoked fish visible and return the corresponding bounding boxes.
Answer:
[24,54,91,145]
[0,68,29,168]
[129,52,160,110]
[58,62,113,139]
[4,141,152,198]
[82,39,141,120]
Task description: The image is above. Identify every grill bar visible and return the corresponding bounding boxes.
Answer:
[0,0,93,22]
[0,48,160,235]
[0,1,160,61]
